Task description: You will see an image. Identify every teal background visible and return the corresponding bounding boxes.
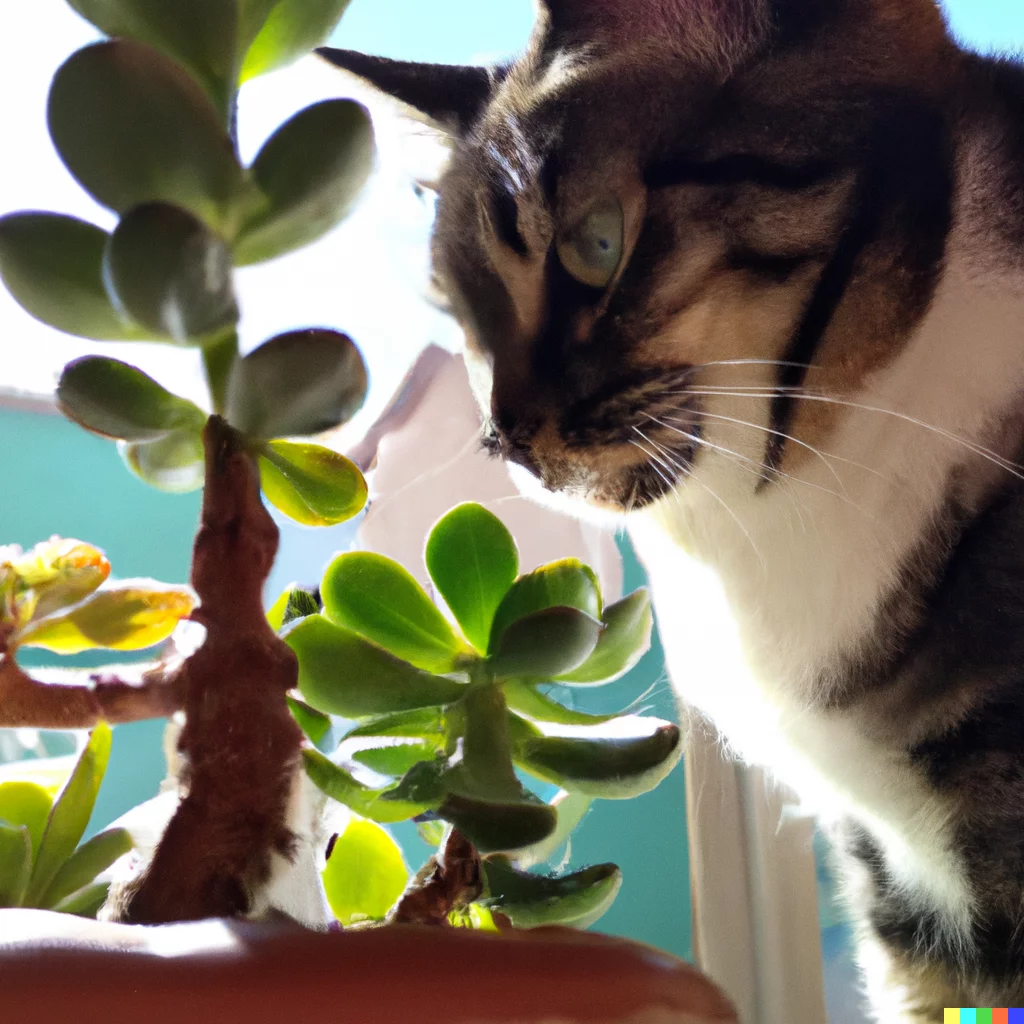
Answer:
[0,406,692,960]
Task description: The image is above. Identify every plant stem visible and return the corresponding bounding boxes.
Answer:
[111,417,303,924]
[387,829,483,926]
[202,331,239,416]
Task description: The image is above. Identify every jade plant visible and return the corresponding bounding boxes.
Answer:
[278,501,680,927]
[0,0,683,933]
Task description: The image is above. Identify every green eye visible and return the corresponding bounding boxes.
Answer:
[556,198,624,289]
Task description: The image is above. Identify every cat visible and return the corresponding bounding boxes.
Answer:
[319,0,1024,1019]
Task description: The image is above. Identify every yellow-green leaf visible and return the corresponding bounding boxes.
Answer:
[19,583,196,654]
[321,552,468,673]
[0,823,32,908]
[26,724,112,907]
[425,503,518,654]
[286,614,465,718]
[38,827,133,910]
[259,440,367,527]
[0,782,53,861]
[321,817,408,926]
[242,0,354,80]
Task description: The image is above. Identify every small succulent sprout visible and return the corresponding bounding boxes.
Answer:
[0,724,133,916]
[225,330,369,439]
[0,538,111,633]
[241,0,355,81]
[1,537,195,657]
[234,100,375,266]
[258,440,368,527]
[321,815,408,926]
[424,502,519,654]
[321,552,473,674]
[104,202,239,344]
[285,614,467,717]
[0,213,148,342]
[266,583,321,632]
[481,855,622,930]
[47,40,244,228]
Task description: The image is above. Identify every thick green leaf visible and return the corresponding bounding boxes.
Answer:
[286,614,465,718]
[286,695,332,746]
[511,789,592,871]
[489,607,602,679]
[235,101,374,265]
[48,41,242,224]
[104,203,238,344]
[0,823,32,908]
[19,584,196,654]
[425,503,519,654]
[503,681,617,727]
[58,356,206,442]
[0,213,145,340]
[51,882,110,918]
[120,431,206,493]
[26,724,112,907]
[556,589,654,685]
[302,749,430,823]
[482,856,621,930]
[0,782,52,862]
[321,817,408,925]
[64,0,266,119]
[259,440,367,526]
[242,0,354,79]
[37,827,132,910]
[226,330,368,438]
[514,717,682,800]
[488,559,601,654]
[321,552,468,673]
[438,785,557,856]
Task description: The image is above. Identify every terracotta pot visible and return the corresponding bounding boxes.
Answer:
[0,910,737,1024]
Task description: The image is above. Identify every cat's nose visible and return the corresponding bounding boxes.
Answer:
[485,422,542,476]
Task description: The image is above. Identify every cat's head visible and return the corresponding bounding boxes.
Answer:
[322,0,954,513]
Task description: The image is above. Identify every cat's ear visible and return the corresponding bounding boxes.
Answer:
[316,49,492,133]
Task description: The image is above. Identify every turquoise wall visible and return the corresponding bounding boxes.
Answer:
[0,406,692,960]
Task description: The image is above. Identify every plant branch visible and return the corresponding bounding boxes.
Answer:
[0,654,185,730]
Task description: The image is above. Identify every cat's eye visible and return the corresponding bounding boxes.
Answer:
[556,198,624,289]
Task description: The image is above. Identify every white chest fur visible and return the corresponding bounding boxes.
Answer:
[628,248,1024,935]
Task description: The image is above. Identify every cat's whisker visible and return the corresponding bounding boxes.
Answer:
[631,431,766,569]
[672,387,1024,481]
